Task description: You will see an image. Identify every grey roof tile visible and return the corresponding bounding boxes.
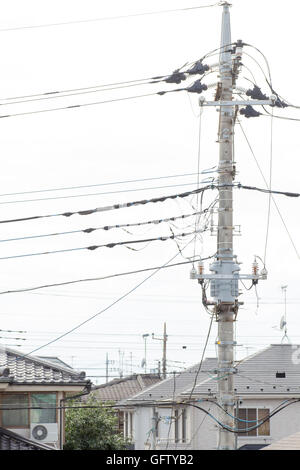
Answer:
[92,374,161,402]
[119,345,300,405]
[0,345,89,385]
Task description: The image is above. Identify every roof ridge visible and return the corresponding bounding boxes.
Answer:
[0,344,84,378]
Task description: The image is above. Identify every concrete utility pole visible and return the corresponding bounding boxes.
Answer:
[152,322,168,379]
[191,2,269,450]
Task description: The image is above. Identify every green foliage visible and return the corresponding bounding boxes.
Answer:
[64,397,127,450]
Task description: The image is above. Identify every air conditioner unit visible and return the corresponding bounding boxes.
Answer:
[30,423,58,443]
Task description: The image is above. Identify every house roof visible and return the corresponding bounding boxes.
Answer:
[187,344,300,397]
[118,359,217,405]
[0,426,54,450]
[91,374,162,402]
[262,431,300,450]
[0,345,89,386]
[119,344,300,406]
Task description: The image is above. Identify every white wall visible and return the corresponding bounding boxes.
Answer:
[131,398,300,450]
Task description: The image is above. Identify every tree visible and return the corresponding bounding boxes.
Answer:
[64,397,127,450]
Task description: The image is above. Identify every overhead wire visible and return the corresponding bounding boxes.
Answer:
[0,255,216,296]
[0,171,204,198]
[18,235,199,357]
[0,179,213,206]
[0,229,204,261]
[237,119,300,260]
[263,107,274,266]
[0,3,219,33]
[0,182,297,226]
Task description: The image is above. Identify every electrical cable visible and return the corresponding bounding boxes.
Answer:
[188,314,214,400]
[0,171,203,198]
[0,185,213,225]
[0,183,297,227]
[21,235,198,357]
[263,107,273,266]
[237,119,300,260]
[0,4,219,33]
[0,179,213,206]
[0,254,215,296]
[0,209,207,244]
[0,229,203,261]
[0,90,162,120]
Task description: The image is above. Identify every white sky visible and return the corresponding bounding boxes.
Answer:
[0,0,299,384]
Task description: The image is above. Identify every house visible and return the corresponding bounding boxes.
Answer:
[117,344,300,450]
[0,345,90,450]
[262,430,300,450]
[90,373,161,437]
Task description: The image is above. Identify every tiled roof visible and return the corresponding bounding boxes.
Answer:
[92,374,161,402]
[188,344,300,397]
[119,344,300,405]
[262,431,300,450]
[0,345,89,385]
[118,359,217,405]
[0,426,54,450]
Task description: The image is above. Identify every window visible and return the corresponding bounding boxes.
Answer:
[236,408,270,437]
[1,394,29,427]
[124,411,134,439]
[0,392,57,428]
[31,393,57,423]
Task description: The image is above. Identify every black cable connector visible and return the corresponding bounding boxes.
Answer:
[165,70,187,84]
[240,105,261,118]
[186,80,208,94]
[246,85,268,101]
[187,61,209,75]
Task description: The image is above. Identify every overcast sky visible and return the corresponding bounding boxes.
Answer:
[0,0,299,384]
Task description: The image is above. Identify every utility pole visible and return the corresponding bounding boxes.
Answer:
[190,2,269,449]
[152,322,168,379]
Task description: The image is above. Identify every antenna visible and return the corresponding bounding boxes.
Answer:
[281,285,290,343]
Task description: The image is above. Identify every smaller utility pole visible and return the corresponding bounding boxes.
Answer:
[152,322,168,379]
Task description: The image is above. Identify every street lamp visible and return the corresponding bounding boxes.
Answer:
[142,334,149,374]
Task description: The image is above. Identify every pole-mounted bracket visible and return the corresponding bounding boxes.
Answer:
[199,96,276,107]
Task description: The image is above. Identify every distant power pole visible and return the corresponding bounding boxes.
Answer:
[191,2,269,450]
[152,322,168,379]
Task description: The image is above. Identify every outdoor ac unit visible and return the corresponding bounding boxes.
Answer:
[30,423,58,443]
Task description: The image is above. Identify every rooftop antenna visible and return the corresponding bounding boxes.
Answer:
[280,285,290,343]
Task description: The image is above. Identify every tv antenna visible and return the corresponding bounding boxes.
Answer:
[280,285,290,344]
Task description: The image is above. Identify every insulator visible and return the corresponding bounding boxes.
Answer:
[198,261,204,275]
[252,261,259,276]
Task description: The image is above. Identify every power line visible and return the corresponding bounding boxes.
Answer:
[0,183,297,227]
[0,229,202,262]
[0,90,162,120]
[23,236,198,356]
[0,4,219,33]
[237,119,300,260]
[0,171,207,197]
[0,209,207,244]
[263,108,273,266]
[0,255,215,296]
[0,185,212,225]
[0,179,213,206]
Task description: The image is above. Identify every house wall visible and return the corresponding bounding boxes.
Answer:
[191,398,300,449]
[131,398,300,450]
[0,390,65,449]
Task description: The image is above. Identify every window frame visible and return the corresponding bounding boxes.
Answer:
[236,407,270,437]
[0,392,58,429]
